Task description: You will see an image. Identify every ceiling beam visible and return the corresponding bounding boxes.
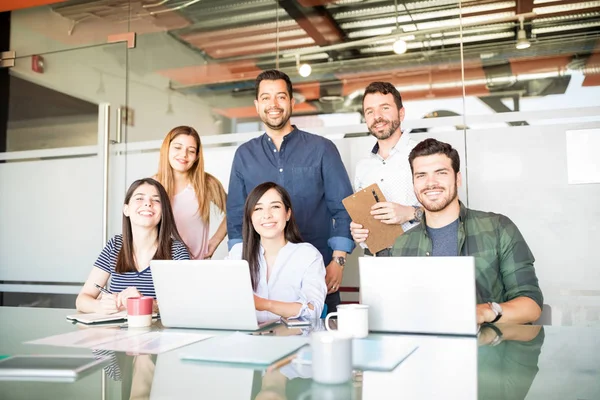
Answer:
[0,0,65,13]
[278,0,345,53]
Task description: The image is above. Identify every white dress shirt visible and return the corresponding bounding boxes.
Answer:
[354,132,421,232]
[229,241,327,322]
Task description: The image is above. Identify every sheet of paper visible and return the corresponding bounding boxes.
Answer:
[27,329,213,355]
[95,331,213,354]
[27,328,145,348]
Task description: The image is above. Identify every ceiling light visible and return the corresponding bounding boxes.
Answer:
[393,39,408,54]
[296,54,312,77]
[391,0,408,55]
[298,63,312,77]
[515,17,531,49]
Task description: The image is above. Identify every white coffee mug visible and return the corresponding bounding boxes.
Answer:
[310,331,353,385]
[325,304,369,338]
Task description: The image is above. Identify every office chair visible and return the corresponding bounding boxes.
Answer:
[320,304,328,319]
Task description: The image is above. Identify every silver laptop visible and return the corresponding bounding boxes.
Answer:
[151,260,275,331]
[359,256,477,336]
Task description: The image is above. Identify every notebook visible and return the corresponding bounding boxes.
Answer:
[66,311,158,325]
[181,332,309,367]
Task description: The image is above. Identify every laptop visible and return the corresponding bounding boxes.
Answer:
[359,256,477,336]
[151,260,276,331]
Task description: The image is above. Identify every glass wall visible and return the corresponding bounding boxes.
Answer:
[1,0,599,326]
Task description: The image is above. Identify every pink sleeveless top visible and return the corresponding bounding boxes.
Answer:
[172,185,209,260]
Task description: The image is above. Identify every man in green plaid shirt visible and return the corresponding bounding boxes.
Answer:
[391,138,543,325]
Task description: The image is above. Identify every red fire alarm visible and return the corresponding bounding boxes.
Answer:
[32,55,44,73]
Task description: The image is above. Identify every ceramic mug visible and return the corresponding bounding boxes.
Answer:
[310,331,353,385]
[325,304,369,338]
[127,297,153,328]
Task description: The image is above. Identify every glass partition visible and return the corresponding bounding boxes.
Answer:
[1,40,130,306]
[3,0,600,326]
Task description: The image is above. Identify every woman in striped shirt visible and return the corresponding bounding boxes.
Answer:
[76,178,190,314]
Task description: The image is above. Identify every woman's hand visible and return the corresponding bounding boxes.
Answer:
[116,287,142,309]
[97,293,120,314]
[204,236,220,259]
[254,295,270,312]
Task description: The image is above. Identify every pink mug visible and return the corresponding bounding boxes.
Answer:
[127,297,153,328]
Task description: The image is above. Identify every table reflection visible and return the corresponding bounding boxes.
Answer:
[478,324,544,400]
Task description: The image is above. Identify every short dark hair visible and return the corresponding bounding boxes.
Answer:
[255,70,293,99]
[409,138,460,175]
[363,81,403,110]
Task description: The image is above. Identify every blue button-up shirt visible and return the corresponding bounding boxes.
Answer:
[226,126,355,264]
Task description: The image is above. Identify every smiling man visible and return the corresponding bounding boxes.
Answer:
[350,82,422,256]
[391,138,543,324]
[226,70,355,314]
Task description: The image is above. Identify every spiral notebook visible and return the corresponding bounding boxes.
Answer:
[66,311,158,325]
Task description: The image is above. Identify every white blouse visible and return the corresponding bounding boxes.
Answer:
[229,242,327,322]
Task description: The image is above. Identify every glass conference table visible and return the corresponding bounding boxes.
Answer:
[0,307,598,400]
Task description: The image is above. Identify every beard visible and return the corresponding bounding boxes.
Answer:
[418,182,458,212]
[368,117,401,140]
[261,107,291,131]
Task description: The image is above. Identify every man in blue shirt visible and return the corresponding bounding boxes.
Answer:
[226,70,355,313]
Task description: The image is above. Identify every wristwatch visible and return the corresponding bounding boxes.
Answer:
[333,256,346,269]
[483,323,504,346]
[413,206,424,223]
[488,302,503,323]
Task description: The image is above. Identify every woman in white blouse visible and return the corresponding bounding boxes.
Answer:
[229,182,327,321]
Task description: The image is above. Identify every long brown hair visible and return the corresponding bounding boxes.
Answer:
[242,182,303,290]
[116,178,185,273]
[155,126,227,221]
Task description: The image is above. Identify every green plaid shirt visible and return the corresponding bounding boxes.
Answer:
[391,201,543,308]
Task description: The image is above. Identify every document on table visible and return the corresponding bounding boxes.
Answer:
[95,331,213,354]
[181,332,309,366]
[27,329,213,355]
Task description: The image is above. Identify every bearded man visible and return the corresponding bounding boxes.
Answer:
[350,82,423,256]
[226,70,354,313]
[391,138,543,324]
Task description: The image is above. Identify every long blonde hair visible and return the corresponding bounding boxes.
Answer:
[156,126,227,222]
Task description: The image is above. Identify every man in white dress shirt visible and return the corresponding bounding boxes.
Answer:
[350,82,422,256]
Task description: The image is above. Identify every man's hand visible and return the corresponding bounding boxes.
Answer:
[350,221,369,243]
[370,202,415,225]
[476,303,497,325]
[325,260,344,294]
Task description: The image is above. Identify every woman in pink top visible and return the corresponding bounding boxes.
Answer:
[155,126,227,259]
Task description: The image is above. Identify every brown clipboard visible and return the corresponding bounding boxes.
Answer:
[342,183,404,254]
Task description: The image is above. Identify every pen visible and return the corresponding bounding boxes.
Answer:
[372,189,380,203]
[267,353,297,372]
[94,283,113,295]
